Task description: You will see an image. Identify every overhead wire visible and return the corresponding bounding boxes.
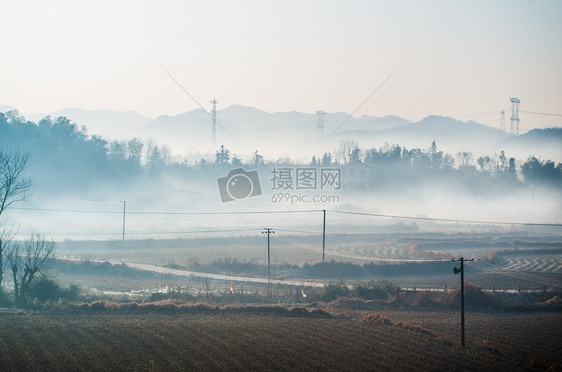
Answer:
[11,206,324,216]
[455,111,503,118]
[327,235,389,296]
[150,56,239,145]
[470,260,562,286]
[333,210,562,227]
[322,58,408,144]
[275,234,324,257]
[12,206,561,227]
[117,228,261,236]
[470,263,562,290]
[232,120,316,134]
[174,237,231,291]
[520,111,562,117]
[469,260,562,289]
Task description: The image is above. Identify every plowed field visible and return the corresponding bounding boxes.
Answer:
[0,309,560,371]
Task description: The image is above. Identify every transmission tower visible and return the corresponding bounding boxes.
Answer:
[211,99,218,148]
[510,97,520,136]
[316,110,325,137]
[500,110,505,133]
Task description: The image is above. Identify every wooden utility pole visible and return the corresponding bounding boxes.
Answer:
[322,209,326,261]
[452,257,473,347]
[122,201,127,241]
[262,228,275,280]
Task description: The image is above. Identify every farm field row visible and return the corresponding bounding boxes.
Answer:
[0,309,560,371]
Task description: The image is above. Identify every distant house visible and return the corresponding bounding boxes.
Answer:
[341,160,375,190]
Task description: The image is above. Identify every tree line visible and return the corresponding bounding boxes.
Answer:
[1,110,560,194]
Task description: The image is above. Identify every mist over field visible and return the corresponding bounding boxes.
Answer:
[1,108,561,242]
[2,3,562,370]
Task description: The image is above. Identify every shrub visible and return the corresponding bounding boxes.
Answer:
[139,300,178,311]
[411,291,435,307]
[118,302,139,310]
[0,289,12,307]
[321,278,350,302]
[26,276,81,303]
[361,313,392,325]
[440,283,498,308]
[149,291,196,302]
[394,322,436,337]
[351,279,397,300]
[89,301,112,310]
[288,306,310,315]
[309,308,331,317]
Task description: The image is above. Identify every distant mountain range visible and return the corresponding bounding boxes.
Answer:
[2,104,561,161]
[0,106,152,138]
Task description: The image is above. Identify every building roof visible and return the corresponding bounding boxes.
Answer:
[343,159,371,169]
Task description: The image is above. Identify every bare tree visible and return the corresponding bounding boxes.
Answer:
[0,150,33,217]
[0,223,17,289]
[5,241,22,298]
[335,139,361,164]
[7,233,56,302]
[456,152,474,167]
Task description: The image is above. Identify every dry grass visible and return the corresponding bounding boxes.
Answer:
[361,313,436,336]
[62,300,332,317]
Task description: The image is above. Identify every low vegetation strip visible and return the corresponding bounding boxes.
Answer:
[361,313,437,337]
[66,300,332,317]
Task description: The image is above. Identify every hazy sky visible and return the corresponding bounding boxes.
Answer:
[1,0,561,132]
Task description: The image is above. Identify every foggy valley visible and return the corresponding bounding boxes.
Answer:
[1,106,561,241]
[1,1,562,370]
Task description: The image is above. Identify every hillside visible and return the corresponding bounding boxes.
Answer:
[3,103,560,160]
[336,115,506,155]
[500,127,562,161]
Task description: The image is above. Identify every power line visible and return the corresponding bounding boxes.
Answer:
[12,228,263,238]
[470,260,562,289]
[233,120,316,134]
[117,228,261,236]
[322,58,408,144]
[12,206,562,227]
[455,111,503,118]
[11,206,323,216]
[175,237,231,291]
[59,198,121,205]
[275,228,322,235]
[333,210,562,227]
[12,207,122,215]
[520,111,562,117]
[470,260,561,287]
[150,56,239,145]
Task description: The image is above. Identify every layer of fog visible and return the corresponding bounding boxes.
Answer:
[2,108,561,242]
[9,169,562,242]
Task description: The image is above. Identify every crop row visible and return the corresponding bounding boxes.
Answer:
[0,310,560,371]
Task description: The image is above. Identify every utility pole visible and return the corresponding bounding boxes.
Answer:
[122,201,127,241]
[316,110,325,138]
[452,257,474,347]
[210,99,218,149]
[263,228,275,280]
[500,110,506,133]
[322,209,326,261]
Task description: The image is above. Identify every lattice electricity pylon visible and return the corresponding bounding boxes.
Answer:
[510,97,520,136]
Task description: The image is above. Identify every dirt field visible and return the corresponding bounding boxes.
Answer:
[0,308,560,371]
